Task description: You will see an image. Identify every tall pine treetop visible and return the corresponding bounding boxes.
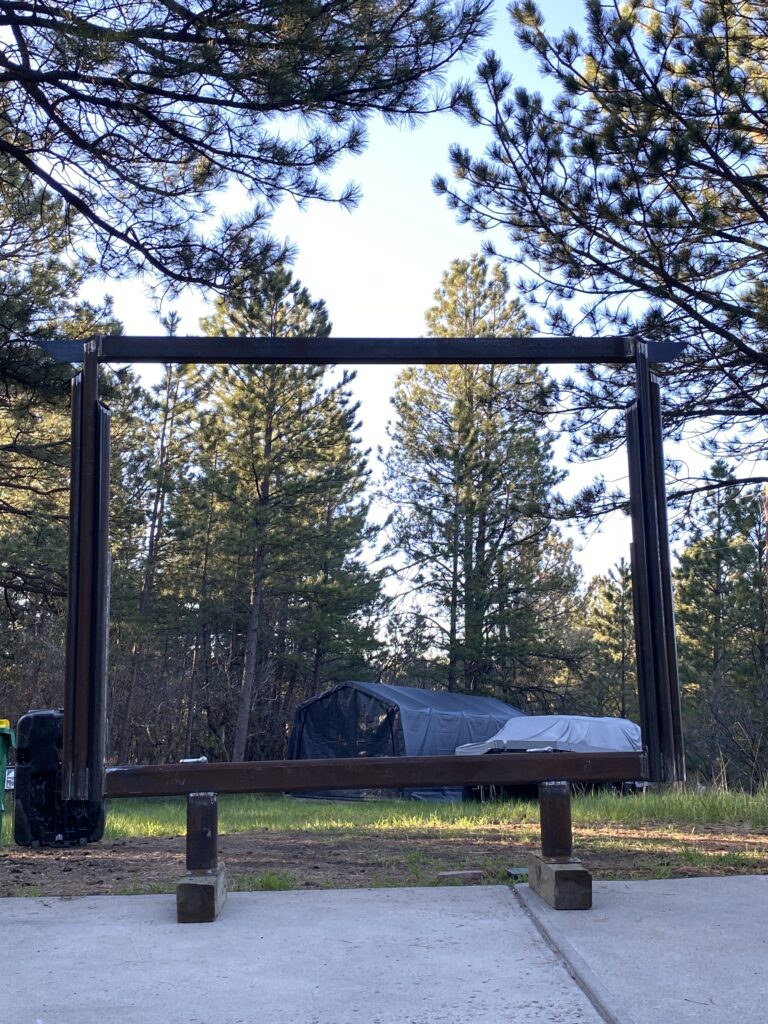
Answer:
[435,1,768,493]
[0,0,492,290]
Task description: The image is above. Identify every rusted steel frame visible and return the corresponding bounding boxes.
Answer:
[186,793,218,872]
[62,344,96,798]
[626,344,683,783]
[43,335,636,366]
[642,371,678,785]
[105,751,648,799]
[62,371,83,799]
[63,342,110,801]
[87,401,111,800]
[538,781,573,861]
[649,374,686,782]
[53,330,679,804]
[41,337,688,367]
[627,405,662,783]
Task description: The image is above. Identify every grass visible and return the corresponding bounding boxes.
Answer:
[98,788,768,885]
[18,885,42,897]
[572,787,768,829]
[102,793,545,840]
[4,787,768,847]
[3,788,767,889]
[230,870,295,892]
[97,874,296,897]
[1,802,11,845]
[100,786,768,841]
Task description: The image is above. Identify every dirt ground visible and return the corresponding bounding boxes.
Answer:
[1,822,766,897]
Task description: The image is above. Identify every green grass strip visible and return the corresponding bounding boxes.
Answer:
[100,787,768,840]
[3,786,767,846]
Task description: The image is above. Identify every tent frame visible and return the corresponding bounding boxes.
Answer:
[40,333,685,799]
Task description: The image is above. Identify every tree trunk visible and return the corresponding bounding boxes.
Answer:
[232,398,273,762]
[116,366,180,763]
[232,550,266,762]
[447,499,460,691]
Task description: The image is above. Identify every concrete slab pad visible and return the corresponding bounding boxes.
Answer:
[518,875,768,1024]
[4,886,604,1024]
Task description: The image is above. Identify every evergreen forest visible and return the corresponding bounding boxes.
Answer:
[2,1,768,792]
[1,253,766,791]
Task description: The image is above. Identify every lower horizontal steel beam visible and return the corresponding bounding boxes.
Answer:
[105,751,648,799]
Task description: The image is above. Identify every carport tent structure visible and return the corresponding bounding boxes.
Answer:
[289,680,525,760]
[38,332,682,803]
[288,679,526,799]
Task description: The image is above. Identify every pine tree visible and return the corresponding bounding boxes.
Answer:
[97,268,383,764]
[192,265,381,760]
[383,255,580,702]
[674,463,768,789]
[435,1,768,503]
[0,170,120,723]
[108,358,206,763]
[0,1,491,288]
[579,560,637,721]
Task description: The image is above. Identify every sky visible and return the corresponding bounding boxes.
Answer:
[81,2,633,580]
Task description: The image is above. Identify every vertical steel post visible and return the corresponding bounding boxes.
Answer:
[63,373,83,799]
[649,375,686,783]
[626,407,663,783]
[626,343,684,783]
[62,339,110,802]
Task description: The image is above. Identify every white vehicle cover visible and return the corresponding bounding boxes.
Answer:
[454,715,642,755]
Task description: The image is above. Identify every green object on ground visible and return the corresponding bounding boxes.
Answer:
[0,718,15,843]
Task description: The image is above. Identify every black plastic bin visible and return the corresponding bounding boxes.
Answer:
[0,718,13,842]
[13,709,105,847]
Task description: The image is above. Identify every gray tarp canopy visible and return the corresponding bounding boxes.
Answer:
[455,715,642,756]
[288,681,524,799]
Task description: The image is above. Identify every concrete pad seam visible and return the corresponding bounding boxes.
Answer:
[513,884,638,1024]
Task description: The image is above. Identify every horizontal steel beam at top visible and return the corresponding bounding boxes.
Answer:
[38,336,686,367]
[104,750,648,798]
